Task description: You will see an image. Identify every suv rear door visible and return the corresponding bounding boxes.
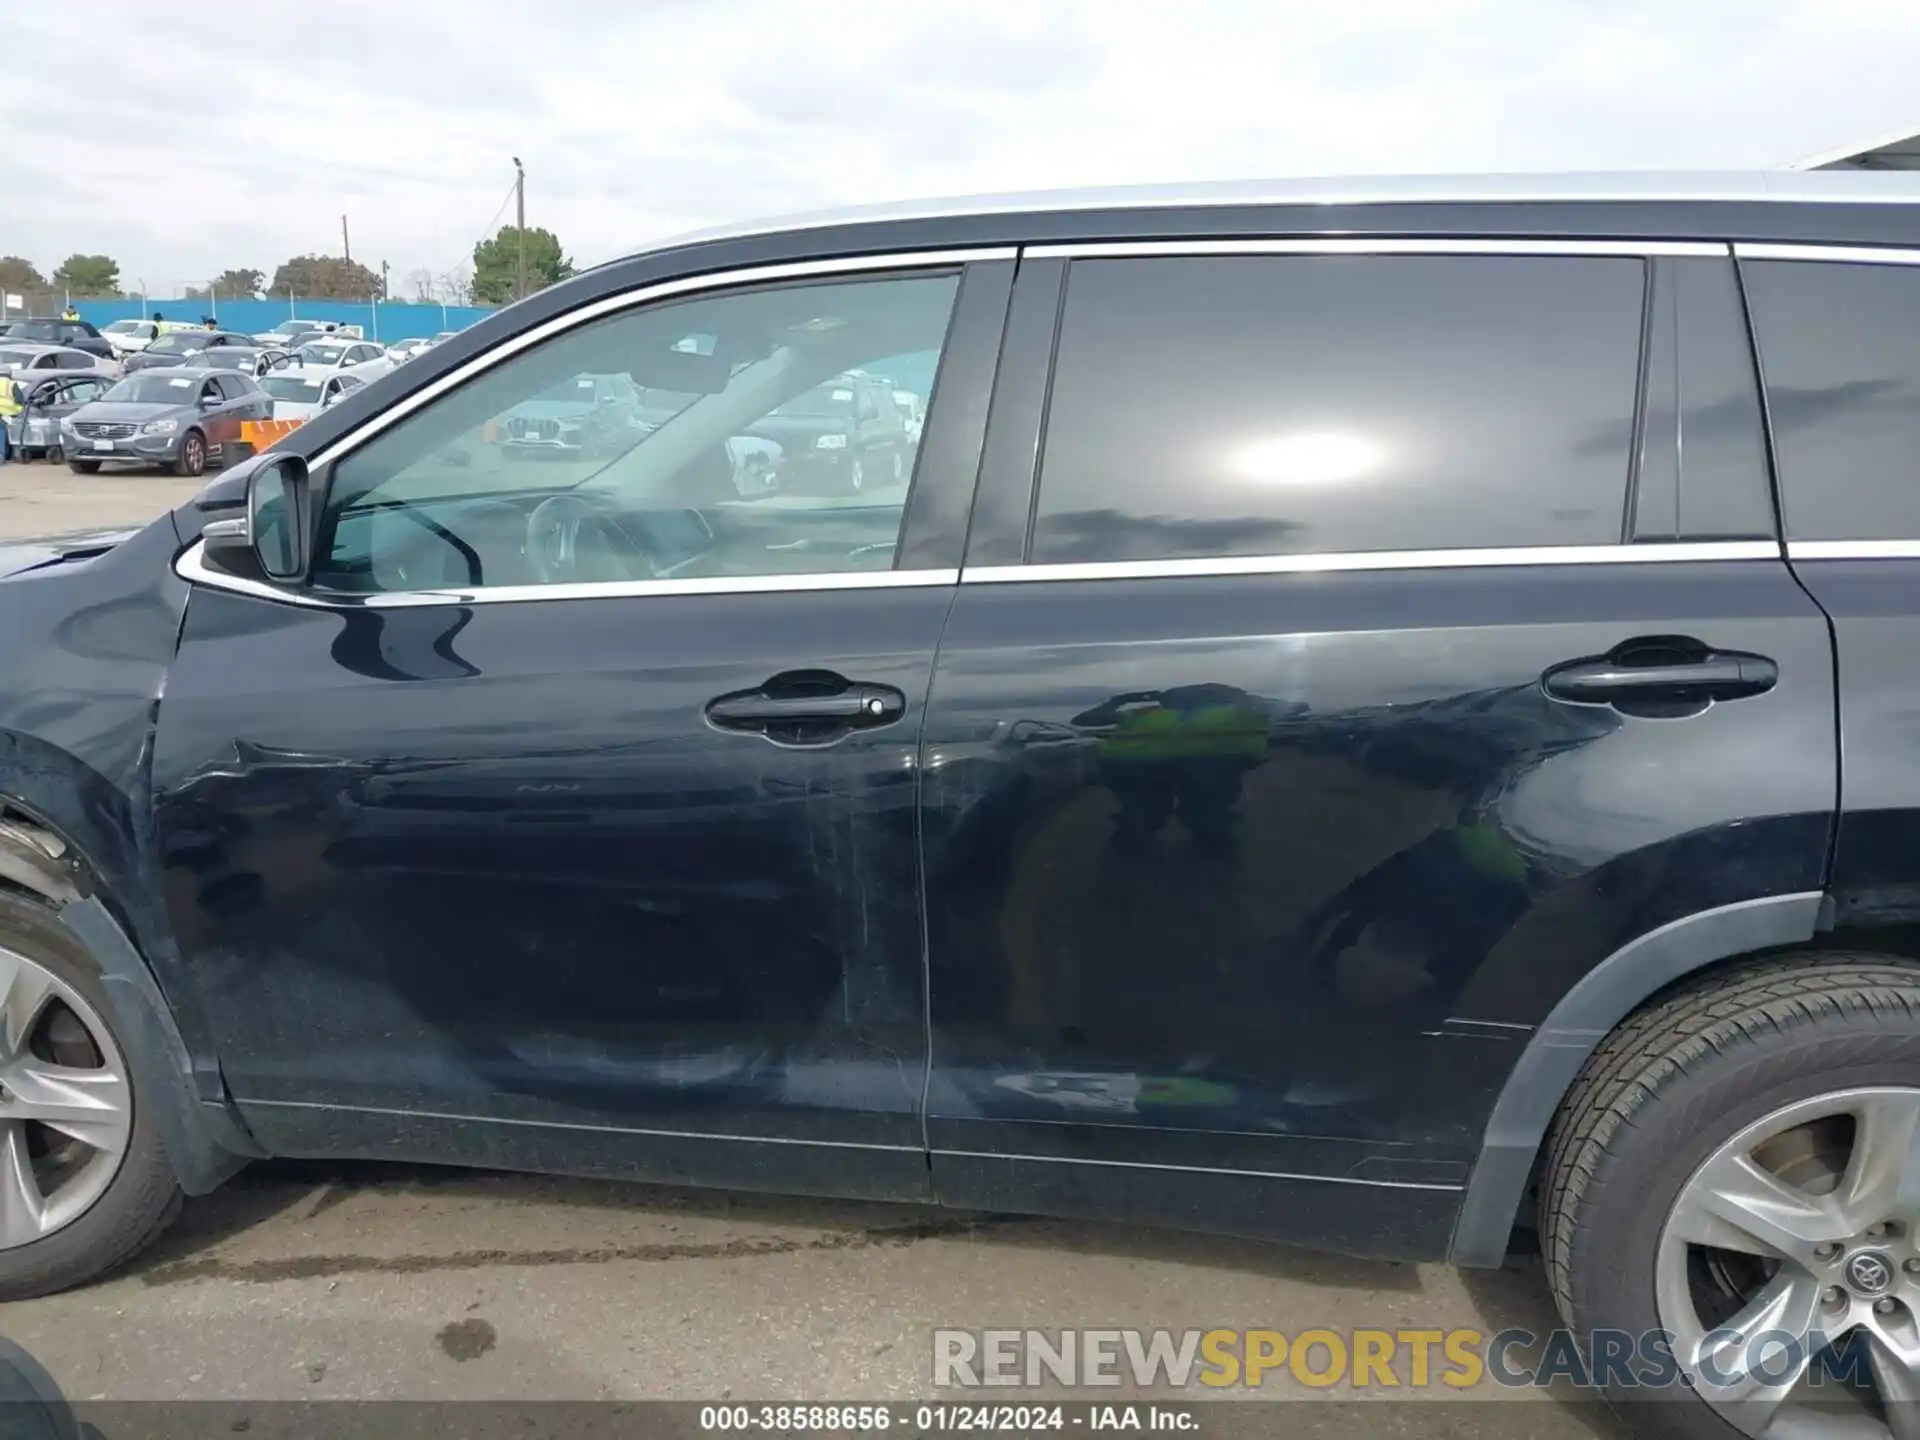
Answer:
[919,242,1837,1258]
[1742,246,1920,932]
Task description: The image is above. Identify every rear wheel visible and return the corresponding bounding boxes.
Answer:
[1542,954,1920,1439]
[0,891,180,1300]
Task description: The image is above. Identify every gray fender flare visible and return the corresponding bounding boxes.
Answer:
[1448,891,1827,1267]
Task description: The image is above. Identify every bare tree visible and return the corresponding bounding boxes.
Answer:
[435,266,474,306]
[406,268,436,304]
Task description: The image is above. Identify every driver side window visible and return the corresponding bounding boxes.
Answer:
[310,269,961,595]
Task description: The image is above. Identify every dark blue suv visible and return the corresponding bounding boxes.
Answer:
[2,170,1919,1440]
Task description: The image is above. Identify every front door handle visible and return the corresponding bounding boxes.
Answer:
[705,675,906,742]
[1542,649,1778,707]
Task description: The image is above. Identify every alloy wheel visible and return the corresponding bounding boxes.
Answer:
[181,435,205,476]
[1658,1087,1920,1437]
[848,456,864,493]
[0,946,131,1248]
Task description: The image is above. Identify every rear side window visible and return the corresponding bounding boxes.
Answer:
[1743,259,1920,541]
[1029,255,1647,563]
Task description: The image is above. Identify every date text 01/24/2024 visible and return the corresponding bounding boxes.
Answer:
[698,1404,1200,1432]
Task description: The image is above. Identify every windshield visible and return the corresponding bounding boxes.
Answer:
[103,374,201,404]
[4,323,58,341]
[262,375,322,402]
[185,351,249,369]
[146,334,203,355]
[0,348,37,367]
[299,343,348,365]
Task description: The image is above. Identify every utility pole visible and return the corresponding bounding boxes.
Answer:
[513,156,527,302]
[341,214,352,265]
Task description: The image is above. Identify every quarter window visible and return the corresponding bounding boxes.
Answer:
[1029,255,1648,564]
[1742,259,1920,542]
[312,270,961,594]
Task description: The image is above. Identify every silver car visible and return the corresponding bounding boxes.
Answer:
[0,345,118,382]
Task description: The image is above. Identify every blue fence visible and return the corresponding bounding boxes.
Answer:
[61,299,496,343]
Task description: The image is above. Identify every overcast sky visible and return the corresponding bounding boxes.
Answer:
[3,0,1917,296]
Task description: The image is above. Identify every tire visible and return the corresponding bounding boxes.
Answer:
[847,455,865,493]
[1541,952,1920,1439]
[0,889,181,1300]
[172,430,207,478]
[66,461,100,476]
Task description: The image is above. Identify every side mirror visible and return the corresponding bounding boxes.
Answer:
[203,453,312,583]
[198,392,220,408]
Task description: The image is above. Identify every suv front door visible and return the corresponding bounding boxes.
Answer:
[153,254,1012,1198]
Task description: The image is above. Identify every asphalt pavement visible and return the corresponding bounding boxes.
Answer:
[0,463,1622,1436]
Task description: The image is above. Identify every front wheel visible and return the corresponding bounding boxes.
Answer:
[0,890,182,1299]
[173,430,207,478]
[1542,953,1920,1439]
[846,455,865,493]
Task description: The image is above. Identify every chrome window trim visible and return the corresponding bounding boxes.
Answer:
[1024,238,1729,260]
[172,247,1011,608]
[1787,540,1920,560]
[176,539,960,609]
[1734,242,1920,266]
[961,541,1781,586]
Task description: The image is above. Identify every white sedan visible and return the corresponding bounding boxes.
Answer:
[290,337,394,383]
[260,369,367,422]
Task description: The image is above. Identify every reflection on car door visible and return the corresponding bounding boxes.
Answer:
[152,257,1013,1200]
[919,250,1833,1259]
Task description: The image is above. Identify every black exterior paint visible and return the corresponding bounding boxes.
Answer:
[916,564,1833,1255]
[0,186,1911,1262]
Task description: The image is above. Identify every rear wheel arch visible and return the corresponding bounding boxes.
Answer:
[1448,891,1828,1266]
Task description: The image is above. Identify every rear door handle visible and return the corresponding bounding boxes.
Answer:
[705,678,906,740]
[1542,652,1778,705]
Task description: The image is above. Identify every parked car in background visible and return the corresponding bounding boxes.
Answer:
[259,368,365,422]
[180,346,296,381]
[385,337,435,363]
[251,318,347,349]
[62,367,271,476]
[290,337,393,381]
[746,370,912,492]
[497,373,647,460]
[0,344,118,380]
[0,318,115,361]
[122,329,255,374]
[431,330,458,345]
[100,319,165,357]
[3,372,115,461]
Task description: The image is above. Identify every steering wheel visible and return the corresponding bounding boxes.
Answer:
[525,492,658,585]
